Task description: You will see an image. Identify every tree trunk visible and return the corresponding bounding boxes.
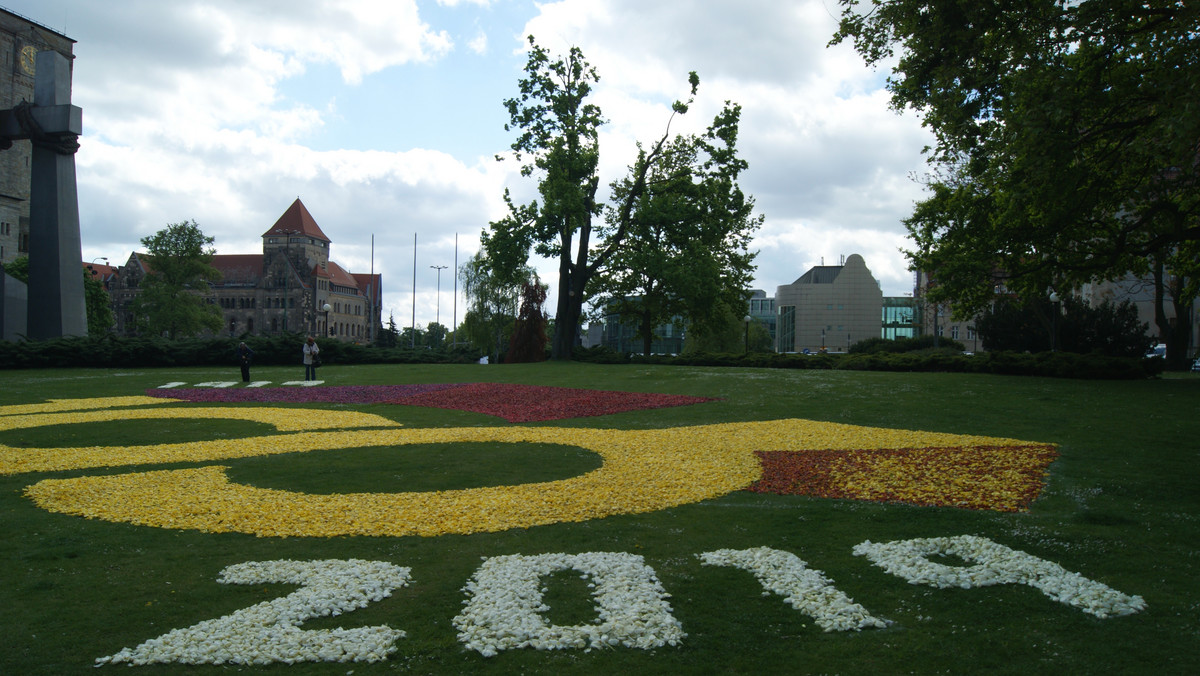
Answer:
[1150,257,1194,370]
[551,249,575,360]
[641,309,653,356]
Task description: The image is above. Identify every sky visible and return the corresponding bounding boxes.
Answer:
[9,0,933,331]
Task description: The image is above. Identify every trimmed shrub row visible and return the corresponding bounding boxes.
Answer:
[0,335,1163,379]
[575,346,1163,379]
[0,333,476,370]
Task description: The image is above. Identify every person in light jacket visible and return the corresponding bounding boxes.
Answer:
[303,336,320,381]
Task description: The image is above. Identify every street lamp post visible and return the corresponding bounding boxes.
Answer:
[322,303,332,338]
[743,315,751,354]
[431,265,447,329]
[87,256,108,280]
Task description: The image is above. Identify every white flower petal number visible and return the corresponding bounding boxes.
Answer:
[852,535,1147,619]
[96,559,411,666]
[698,547,889,632]
[453,552,685,656]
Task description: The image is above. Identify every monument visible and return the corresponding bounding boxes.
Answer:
[0,49,86,339]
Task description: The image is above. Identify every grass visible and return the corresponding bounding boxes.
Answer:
[1,362,1198,674]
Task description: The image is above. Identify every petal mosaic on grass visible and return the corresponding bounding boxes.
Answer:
[749,445,1059,512]
[147,383,718,422]
[145,384,462,405]
[387,383,719,422]
[0,400,401,475]
[9,392,1060,535]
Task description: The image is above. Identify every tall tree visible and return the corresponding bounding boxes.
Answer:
[130,220,223,339]
[505,280,549,363]
[485,36,701,359]
[83,273,114,335]
[833,0,1199,367]
[424,322,448,349]
[374,312,399,348]
[459,250,531,362]
[593,105,761,355]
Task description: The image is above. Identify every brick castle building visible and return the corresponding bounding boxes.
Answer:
[110,198,382,342]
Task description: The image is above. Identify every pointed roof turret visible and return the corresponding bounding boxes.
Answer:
[262,198,331,242]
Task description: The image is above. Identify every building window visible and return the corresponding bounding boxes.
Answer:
[778,306,796,352]
[951,325,960,340]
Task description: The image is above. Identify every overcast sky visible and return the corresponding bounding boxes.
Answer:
[10,0,932,330]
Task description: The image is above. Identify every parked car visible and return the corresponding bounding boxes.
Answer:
[1192,358,1200,373]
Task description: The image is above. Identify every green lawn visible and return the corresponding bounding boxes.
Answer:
[1,363,1197,674]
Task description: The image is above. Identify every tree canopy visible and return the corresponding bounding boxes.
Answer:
[458,250,532,361]
[485,37,758,360]
[593,105,761,355]
[833,0,1199,364]
[130,220,223,339]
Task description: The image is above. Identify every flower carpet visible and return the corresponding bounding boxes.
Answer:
[146,383,718,423]
[1,380,1155,670]
[749,445,1059,512]
[5,386,1060,537]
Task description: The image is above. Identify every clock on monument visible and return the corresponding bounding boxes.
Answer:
[19,44,38,75]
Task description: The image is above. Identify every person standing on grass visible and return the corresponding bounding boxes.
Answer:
[303,335,320,381]
[237,341,254,383]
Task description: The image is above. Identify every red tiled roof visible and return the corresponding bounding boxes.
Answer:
[211,254,263,285]
[82,262,116,280]
[261,198,330,242]
[352,272,381,301]
[325,260,360,290]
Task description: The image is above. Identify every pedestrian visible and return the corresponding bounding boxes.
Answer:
[237,341,254,383]
[303,335,320,381]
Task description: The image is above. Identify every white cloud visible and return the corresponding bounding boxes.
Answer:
[27,0,933,331]
[516,0,932,295]
[468,30,489,55]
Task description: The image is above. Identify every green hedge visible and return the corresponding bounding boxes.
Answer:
[0,336,1164,379]
[0,333,476,370]
[597,348,1162,379]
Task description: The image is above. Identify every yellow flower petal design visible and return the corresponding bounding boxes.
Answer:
[22,419,1046,537]
[0,396,177,417]
[0,401,400,475]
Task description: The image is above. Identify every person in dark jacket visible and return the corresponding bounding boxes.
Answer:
[237,341,254,382]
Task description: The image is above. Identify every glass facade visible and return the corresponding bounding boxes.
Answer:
[777,306,796,352]
[882,297,918,340]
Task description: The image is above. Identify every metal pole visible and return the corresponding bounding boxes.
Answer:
[431,265,447,328]
[411,233,417,349]
[452,233,458,347]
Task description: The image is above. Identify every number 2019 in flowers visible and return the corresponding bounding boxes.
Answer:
[96,535,1146,666]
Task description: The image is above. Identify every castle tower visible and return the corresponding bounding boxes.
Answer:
[261,198,331,274]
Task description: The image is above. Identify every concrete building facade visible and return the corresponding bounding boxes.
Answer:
[0,8,74,266]
[775,254,882,353]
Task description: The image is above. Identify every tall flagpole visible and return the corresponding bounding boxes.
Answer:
[369,234,375,343]
[452,233,458,347]
[411,232,417,349]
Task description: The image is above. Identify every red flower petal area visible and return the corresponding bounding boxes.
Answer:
[390,382,717,422]
[146,383,716,422]
[748,445,1059,512]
